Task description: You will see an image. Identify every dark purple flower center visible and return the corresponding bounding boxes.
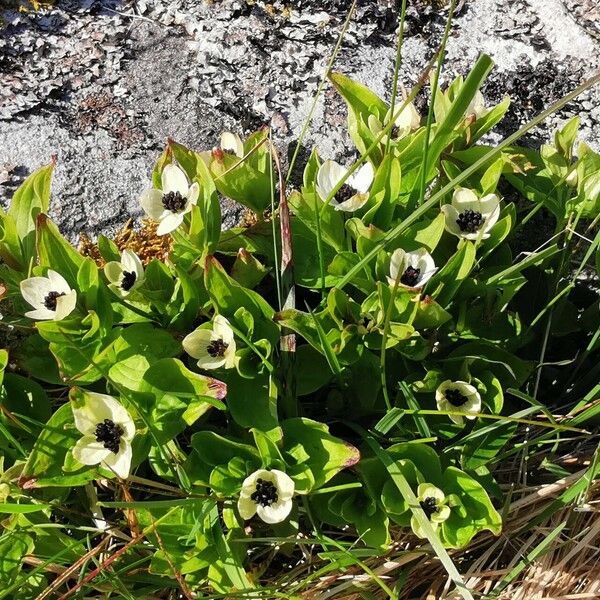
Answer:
[121,271,137,291]
[420,496,439,519]
[400,266,421,287]
[445,388,468,407]
[456,209,484,233]
[335,183,358,205]
[95,419,123,454]
[207,339,228,358]
[250,478,278,507]
[162,191,187,213]
[44,291,66,311]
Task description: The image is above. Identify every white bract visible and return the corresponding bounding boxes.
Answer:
[436,380,482,425]
[220,131,245,158]
[20,270,77,321]
[237,469,295,524]
[466,90,488,120]
[441,188,500,240]
[104,249,145,297]
[368,101,421,144]
[182,314,237,370]
[316,159,375,212]
[411,483,451,539]
[139,163,199,235]
[388,248,436,289]
[71,392,135,479]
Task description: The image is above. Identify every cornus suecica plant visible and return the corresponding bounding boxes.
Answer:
[0,40,598,599]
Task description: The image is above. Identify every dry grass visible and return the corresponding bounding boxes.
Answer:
[78,218,172,266]
[292,453,599,599]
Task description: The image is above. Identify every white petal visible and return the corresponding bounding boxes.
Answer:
[102,442,132,478]
[54,290,77,320]
[417,483,445,503]
[72,436,111,465]
[435,505,451,522]
[186,182,200,207]
[20,277,53,308]
[240,469,271,495]
[349,162,374,193]
[389,249,407,284]
[483,203,501,233]
[237,496,257,520]
[316,160,346,202]
[368,114,383,135]
[479,194,500,217]
[221,132,244,157]
[121,250,140,274]
[223,345,237,369]
[139,188,165,219]
[452,188,480,211]
[104,261,123,285]
[256,499,293,524]
[440,205,463,238]
[156,212,184,235]
[46,270,71,294]
[24,308,56,321]
[161,164,189,196]
[271,469,295,500]
[182,328,214,359]
[334,193,369,212]
[212,315,235,345]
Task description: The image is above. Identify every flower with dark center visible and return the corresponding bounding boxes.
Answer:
[183,315,237,370]
[238,469,295,524]
[316,159,374,212]
[436,380,483,425]
[445,388,468,407]
[94,419,124,454]
[20,270,77,321]
[400,266,421,287]
[368,101,421,145]
[72,391,136,478]
[139,163,200,235]
[104,249,144,298]
[412,483,451,539]
[420,496,439,519]
[120,271,137,292]
[44,291,66,311]
[456,209,484,233]
[441,188,500,240]
[388,248,436,289]
[250,478,279,507]
[162,191,187,213]
[207,338,229,358]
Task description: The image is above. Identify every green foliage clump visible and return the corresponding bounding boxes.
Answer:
[0,53,598,597]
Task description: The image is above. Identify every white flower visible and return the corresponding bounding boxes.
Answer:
[139,163,199,236]
[104,249,145,297]
[466,90,488,120]
[316,159,375,212]
[20,270,77,321]
[440,188,500,240]
[388,248,436,289]
[182,314,236,370]
[220,131,244,158]
[71,392,135,479]
[411,483,451,539]
[237,469,295,524]
[368,101,421,144]
[435,380,482,425]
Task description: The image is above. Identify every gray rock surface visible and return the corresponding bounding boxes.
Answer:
[1,0,599,241]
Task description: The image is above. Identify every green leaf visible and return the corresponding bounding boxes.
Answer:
[8,162,53,264]
[35,214,84,288]
[281,418,360,491]
[20,403,80,487]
